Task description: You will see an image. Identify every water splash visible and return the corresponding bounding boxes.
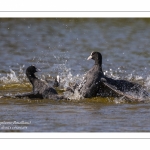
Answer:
[52,51,84,90]
[0,69,19,84]
[0,61,149,102]
[0,65,27,84]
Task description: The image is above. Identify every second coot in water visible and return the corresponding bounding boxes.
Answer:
[15,65,64,100]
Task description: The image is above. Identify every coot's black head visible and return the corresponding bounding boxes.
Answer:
[87,52,102,65]
[26,65,40,77]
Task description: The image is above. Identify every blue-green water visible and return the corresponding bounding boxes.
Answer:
[0,18,149,132]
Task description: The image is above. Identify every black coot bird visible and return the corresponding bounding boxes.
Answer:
[66,51,148,102]
[66,51,104,99]
[87,52,149,102]
[15,65,64,100]
[76,51,104,98]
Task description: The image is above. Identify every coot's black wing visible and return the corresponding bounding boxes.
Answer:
[33,79,47,94]
[15,79,58,99]
[101,78,145,102]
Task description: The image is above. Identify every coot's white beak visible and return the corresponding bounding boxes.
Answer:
[87,55,92,60]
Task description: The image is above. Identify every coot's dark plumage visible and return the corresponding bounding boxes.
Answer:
[15,65,64,100]
[76,52,104,98]
[88,52,148,102]
[99,77,148,102]
[66,52,104,98]
[66,51,148,101]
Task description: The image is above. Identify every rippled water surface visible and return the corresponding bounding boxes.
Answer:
[0,18,150,132]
